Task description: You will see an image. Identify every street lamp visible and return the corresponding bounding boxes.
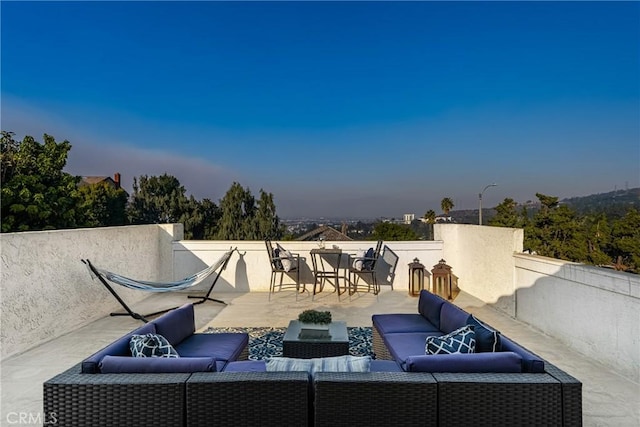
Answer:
[479,183,497,225]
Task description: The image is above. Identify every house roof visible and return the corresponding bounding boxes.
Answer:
[295,225,353,241]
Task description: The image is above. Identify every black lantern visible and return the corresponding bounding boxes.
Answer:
[408,258,426,296]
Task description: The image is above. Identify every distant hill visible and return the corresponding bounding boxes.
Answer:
[561,188,639,217]
[449,188,639,224]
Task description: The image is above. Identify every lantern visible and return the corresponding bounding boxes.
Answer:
[408,258,426,296]
[431,259,458,300]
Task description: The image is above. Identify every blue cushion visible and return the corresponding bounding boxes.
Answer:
[439,303,470,334]
[370,360,403,372]
[383,332,442,370]
[130,333,179,358]
[223,360,268,372]
[372,314,440,335]
[81,322,156,373]
[99,355,216,373]
[152,303,195,346]
[417,290,446,330]
[467,314,502,352]
[425,325,476,355]
[405,352,523,373]
[175,333,249,362]
[500,336,545,373]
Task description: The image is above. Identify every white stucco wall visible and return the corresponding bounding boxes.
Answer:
[515,254,640,381]
[173,240,445,294]
[0,224,183,360]
[434,223,524,316]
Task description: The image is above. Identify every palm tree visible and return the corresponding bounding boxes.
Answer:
[441,198,454,216]
[423,209,436,224]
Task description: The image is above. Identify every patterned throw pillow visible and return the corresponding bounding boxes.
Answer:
[425,325,476,355]
[467,314,502,352]
[130,333,180,358]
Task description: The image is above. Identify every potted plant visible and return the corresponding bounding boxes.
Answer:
[297,310,332,338]
[298,309,332,325]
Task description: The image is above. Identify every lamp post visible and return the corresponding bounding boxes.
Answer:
[478,183,497,225]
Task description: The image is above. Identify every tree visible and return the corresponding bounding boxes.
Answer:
[126,173,220,239]
[77,181,128,227]
[423,209,436,224]
[441,197,454,216]
[371,222,419,241]
[127,174,190,224]
[489,198,521,228]
[1,131,84,232]
[609,208,640,273]
[215,182,280,240]
[216,182,250,240]
[179,196,221,240]
[524,193,587,261]
[254,190,283,239]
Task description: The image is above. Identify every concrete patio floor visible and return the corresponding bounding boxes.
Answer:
[1,288,638,426]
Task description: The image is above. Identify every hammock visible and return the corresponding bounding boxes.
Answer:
[82,248,236,322]
[88,249,234,292]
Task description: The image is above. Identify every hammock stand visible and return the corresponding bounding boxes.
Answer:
[82,248,236,323]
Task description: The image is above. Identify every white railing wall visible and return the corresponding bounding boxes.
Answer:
[0,224,183,360]
[173,240,445,294]
[434,223,524,316]
[514,254,640,381]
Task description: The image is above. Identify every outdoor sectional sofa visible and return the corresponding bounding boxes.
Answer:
[372,290,583,426]
[44,295,582,426]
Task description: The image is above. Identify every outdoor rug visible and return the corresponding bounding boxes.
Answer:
[204,326,373,360]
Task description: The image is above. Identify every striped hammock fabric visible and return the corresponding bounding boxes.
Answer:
[87,249,234,293]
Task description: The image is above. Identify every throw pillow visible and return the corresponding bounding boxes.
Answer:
[276,244,297,272]
[265,357,313,372]
[362,247,375,270]
[265,355,371,376]
[467,314,502,352]
[272,247,283,270]
[352,250,366,271]
[425,325,476,355]
[130,333,180,358]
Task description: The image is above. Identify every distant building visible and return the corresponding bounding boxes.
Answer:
[295,225,353,241]
[79,173,128,196]
[403,213,415,224]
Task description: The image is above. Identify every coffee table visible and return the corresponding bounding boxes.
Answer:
[282,320,349,358]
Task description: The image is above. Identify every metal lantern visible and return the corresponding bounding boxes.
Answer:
[408,258,426,296]
[431,259,458,300]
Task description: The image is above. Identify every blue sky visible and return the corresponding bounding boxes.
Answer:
[2,1,639,218]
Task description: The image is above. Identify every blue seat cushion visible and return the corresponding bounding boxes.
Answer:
[383,332,442,370]
[99,355,216,373]
[417,290,446,330]
[500,336,545,373]
[81,322,156,373]
[175,333,249,362]
[223,360,267,372]
[152,303,195,346]
[373,314,440,335]
[405,351,523,373]
[370,360,403,372]
[439,303,470,334]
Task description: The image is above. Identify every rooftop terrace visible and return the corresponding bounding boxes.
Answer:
[1,224,638,426]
